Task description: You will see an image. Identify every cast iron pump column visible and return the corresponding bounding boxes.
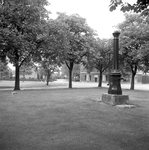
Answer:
[108,31,122,95]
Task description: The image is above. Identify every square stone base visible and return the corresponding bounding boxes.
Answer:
[102,93,129,105]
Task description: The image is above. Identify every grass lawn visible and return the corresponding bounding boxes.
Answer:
[0,80,68,90]
[0,87,149,150]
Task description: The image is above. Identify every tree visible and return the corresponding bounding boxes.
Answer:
[109,0,149,14]
[0,0,50,90]
[82,37,113,87]
[95,39,113,87]
[118,13,149,89]
[56,13,96,88]
[40,59,59,85]
[139,41,149,74]
[82,36,97,82]
[34,19,67,85]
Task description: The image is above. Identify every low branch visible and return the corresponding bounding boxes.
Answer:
[19,57,27,67]
[65,61,70,69]
[102,65,108,73]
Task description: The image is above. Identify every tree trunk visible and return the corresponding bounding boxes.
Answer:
[98,71,102,87]
[14,63,20,90]
[130,73,135,90]
[130,65,137,90]
[68,62,73,88]
[46,70,50,85]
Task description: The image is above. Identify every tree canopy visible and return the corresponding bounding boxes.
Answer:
[118,13,149,89]
[94,39,113,87]
[0,0,50,90]
[82,38,113,87]
[110,0,149,14]
[56,13,96,88]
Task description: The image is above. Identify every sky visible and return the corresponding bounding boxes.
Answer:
[46,0,126,39]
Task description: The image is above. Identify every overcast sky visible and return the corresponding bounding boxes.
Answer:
[46,0,127,39]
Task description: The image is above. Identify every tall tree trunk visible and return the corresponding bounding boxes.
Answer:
[130,72,135,90]
[46,70,50,85]
[14,63,20,90]
[68,62,73,88]
[98,71,102,87]
[130,65,137,90]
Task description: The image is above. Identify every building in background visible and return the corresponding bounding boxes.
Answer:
[80,65,108,82]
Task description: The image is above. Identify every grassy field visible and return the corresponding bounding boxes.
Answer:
[0,84,149,149]
[0,80,68,90]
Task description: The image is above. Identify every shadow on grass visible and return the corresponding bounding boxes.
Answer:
[0,86,13,89]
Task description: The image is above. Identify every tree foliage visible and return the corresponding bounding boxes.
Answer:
[109,0,149,14]
[83,38,113,87]
[82,36,97,75]
[56,13,96,88]
[0,0,50,90]
[34,19,68,85]
[118,13,149,89]
[94,39,113,87]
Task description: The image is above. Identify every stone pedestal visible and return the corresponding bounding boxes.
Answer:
[102,93,129,106]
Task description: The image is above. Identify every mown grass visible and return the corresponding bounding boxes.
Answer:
[0,88,149,150]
